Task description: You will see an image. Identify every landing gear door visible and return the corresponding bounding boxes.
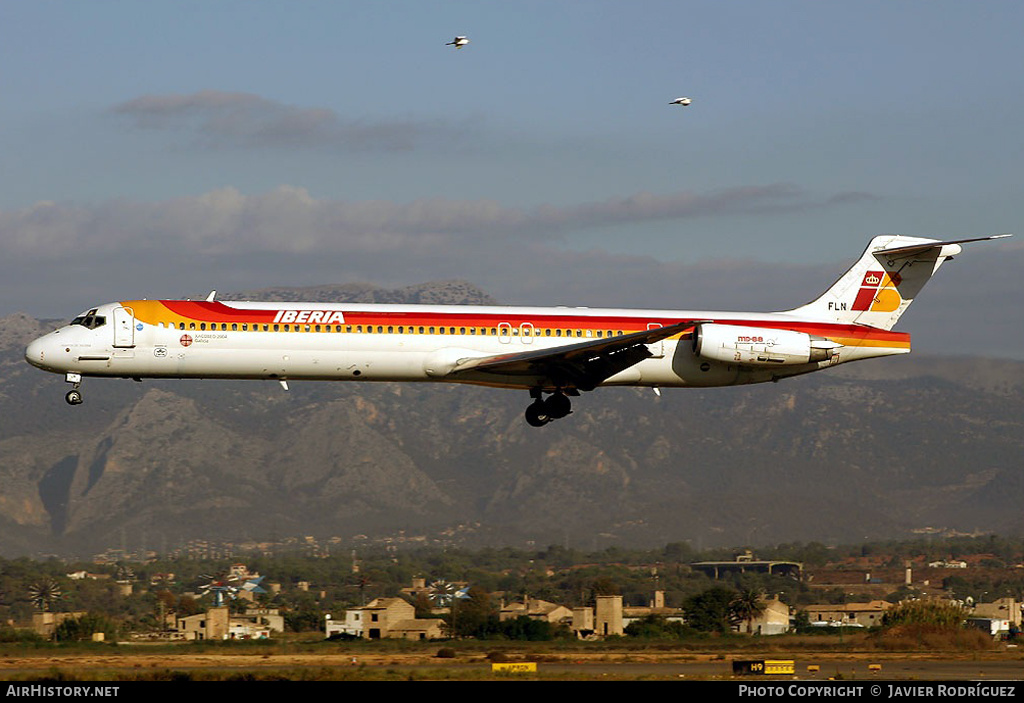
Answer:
[113,306,136,348]
[646,322,664,358]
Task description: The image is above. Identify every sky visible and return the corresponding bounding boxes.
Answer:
[2,1,1022,357]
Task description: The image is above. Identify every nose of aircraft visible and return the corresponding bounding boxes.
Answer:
[25,335,51,370]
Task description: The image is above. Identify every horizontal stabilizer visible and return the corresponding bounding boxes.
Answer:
[875,234,1011,258]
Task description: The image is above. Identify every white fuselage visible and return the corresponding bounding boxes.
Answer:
[25,299,909,392]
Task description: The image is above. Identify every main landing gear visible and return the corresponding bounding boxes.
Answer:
[64,372,83,406]
[524,389,573,427]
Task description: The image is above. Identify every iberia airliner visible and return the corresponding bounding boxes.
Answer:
[24,234,1009,426]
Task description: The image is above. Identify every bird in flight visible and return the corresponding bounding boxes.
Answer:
[447,36,470,49]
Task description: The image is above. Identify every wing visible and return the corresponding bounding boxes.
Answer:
[445,319,702,391]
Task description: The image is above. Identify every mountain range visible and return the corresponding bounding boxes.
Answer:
[1,281,1022,558]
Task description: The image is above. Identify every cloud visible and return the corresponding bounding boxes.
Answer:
[0,183,874,259]
[111,91,471,151]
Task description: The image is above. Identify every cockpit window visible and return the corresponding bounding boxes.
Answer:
[70,309,107,330]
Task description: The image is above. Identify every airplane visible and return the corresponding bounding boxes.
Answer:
[446,36,470,49]
[24,234,1010,427]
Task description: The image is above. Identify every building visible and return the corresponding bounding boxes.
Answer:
[326,610,364,639]
[499,597,573,624]
[31,611,86,638]
[176,606,281,640]
[691,551,803,580]
[622,590,686,629]
[386,618,445,640]
[233,608,284,636]
[972,598,1021,629]
[329,597,445,640]
[802,600,891,628]
[736,597,791,635]
[177,606,230,640]
[572,607,595,637]
[595,595,624,636]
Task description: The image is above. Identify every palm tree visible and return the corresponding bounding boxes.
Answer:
[730,589,767,635]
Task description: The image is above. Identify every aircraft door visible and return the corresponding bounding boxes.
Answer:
[520,322,535,345]
[646,322,664,358]
[113,306,136,348]
[498,322,512,344]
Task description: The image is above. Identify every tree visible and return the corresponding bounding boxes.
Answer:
[445,586,496,638]
[55,613,119,642]
[683,586,736,633]
[499,615,563,641]
[882,600,969,629]
[624,614,696,639]
[730,589,767,634]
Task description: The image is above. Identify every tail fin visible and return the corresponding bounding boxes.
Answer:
[786,234,1011,330]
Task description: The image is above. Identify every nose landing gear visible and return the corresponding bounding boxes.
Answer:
[64,372,83,406]
[524,389,573,427]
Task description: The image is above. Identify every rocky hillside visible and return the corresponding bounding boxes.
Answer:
[1,282,1022,557]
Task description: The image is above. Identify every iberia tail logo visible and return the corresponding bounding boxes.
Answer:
[852,270,902,312]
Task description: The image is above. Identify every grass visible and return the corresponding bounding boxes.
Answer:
[0,628,1009,681]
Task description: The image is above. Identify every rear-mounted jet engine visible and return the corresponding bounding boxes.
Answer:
[693,323,842,366]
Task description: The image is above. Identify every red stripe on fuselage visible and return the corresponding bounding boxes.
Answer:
[149,300,909,346]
